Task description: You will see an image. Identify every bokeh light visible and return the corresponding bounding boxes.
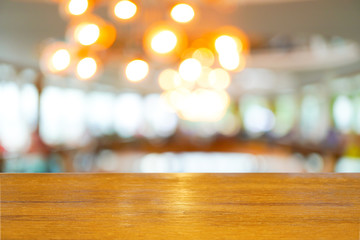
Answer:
[114,93,143,138]
[144,24,187,60]
[243,105,275,134]
[333,95,354,132]
[208,68,231,89]
[179,89,230,122]
[162,86,230,122]
[40,42,72,75]
[67,16,116,50]
[192,48,215,67]
[196,66,213,88]
[125,59,149,82]
[179,58,202,82]
[151,30,178,54]
[67,0,89,16]
[143,94,178,138]
[219,52,243,71]
[167,87,191,111]
[170,3,195,23]
[214,34,246,71]
[51,49,71,72]
[76,57,98,80]
[60,0,94,17]
[74,23,100,46]
[97,23,116,49]
[114,0,137,20]
[158,69,182,91]
[215,35,242,54]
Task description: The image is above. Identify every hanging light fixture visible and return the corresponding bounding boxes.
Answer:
[60,0,95,18]
[113,0,138,20]
[67,15,116,50]
[170,3,195,23]
[75,56,100,80]
[40,41,73,75]
[125,59,149,82]
[41,0,250,122]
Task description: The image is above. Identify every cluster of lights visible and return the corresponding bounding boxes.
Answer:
[216,35,244,71]
[158,39,245,122]
[40,0,249,121]
[40,15,115,80]
[155,31,247,121]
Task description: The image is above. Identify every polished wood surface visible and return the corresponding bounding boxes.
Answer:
[1,173,360,239]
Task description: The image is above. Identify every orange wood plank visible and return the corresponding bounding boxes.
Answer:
[1,173,360,239]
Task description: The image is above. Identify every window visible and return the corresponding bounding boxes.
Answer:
[40,87,86,145]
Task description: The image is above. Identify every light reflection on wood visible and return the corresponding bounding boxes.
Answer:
[1,173,360,239]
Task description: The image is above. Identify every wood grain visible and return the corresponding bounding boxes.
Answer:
[1,173,360,239]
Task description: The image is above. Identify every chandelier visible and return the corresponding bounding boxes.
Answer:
[40,0,249,122]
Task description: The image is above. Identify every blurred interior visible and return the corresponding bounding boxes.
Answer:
[1,0,360,173]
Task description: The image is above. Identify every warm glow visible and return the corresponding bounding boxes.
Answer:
[217,89,231,107]
[99,23,117,49]
[192,48,214,67]
[144,24,186,59]
[67,0,88,16]
[125,59,149,82]
[167,88,191,111]
[114,0,137,20]
[40,42,72,75]
[76,57,97,80]
[158,69,182,91]
[75,23,100,46]
[67,16,116,49]
[170,3,195,23]
[178,89,230,122]
[50,49,71,72]
[215,35,240,54]
[179,58,202,82]
[219,52,240,71]
[196,66,212,88]
[151,30,178,54]
[208,68,231,89]
[163,87,230,122]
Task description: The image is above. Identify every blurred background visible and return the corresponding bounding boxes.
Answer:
[1,0,360,173]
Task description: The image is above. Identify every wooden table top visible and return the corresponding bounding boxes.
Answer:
[1,173,360,239]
